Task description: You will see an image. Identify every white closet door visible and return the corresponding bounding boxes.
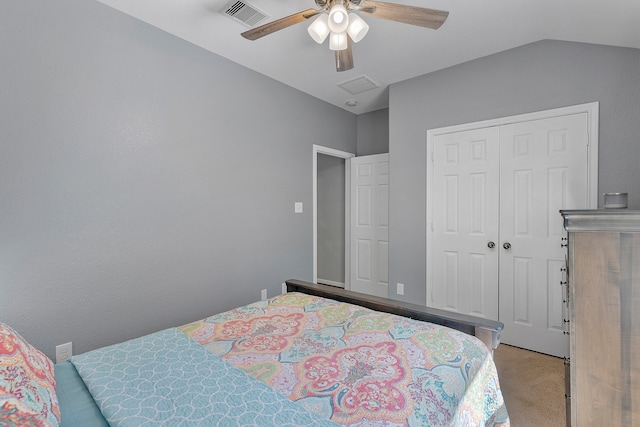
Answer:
[428,110,592,357]
[429,127,500,320]
[499,113,589,357]
[350,154,389,298]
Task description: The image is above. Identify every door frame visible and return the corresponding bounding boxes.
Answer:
[313,144,355,287]
[425,102,599,306]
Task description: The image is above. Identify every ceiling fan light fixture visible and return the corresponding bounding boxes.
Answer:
[240,0,450,72]
[346,13,369,43]
[329,31,348,50]
[328,4,349,33]
[308,14,330,43]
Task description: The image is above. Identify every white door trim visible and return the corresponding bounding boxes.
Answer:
[426,102,599,306]
[313,144,356,287]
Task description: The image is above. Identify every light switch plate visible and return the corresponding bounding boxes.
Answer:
[294,202,303,213]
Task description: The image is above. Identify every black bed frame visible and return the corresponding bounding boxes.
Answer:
[285,279,503,352]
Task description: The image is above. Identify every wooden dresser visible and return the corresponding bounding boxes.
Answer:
[561,210,640,426]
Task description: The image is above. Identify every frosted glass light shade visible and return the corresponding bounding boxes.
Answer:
[308,14,330,44]
[329,31,348,51]
[328,4,349,33]
[347,13,369,42]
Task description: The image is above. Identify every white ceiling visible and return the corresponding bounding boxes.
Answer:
[97,0,640,114]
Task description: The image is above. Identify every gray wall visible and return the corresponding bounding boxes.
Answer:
[357,109,389,155]
[388,40,640,303]
[317,154,346,284]
[0,0,356,359]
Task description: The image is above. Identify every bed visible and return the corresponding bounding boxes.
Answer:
[1,280,509,427]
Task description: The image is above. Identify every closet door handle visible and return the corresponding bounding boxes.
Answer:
[487,241,496,249]
[503,242,512,250]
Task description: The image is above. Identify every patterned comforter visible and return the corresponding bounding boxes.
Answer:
[180,292,509,426]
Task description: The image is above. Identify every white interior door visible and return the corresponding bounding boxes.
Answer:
[498,113,589,357]
[350,153,389,297]
[429,127,500,320]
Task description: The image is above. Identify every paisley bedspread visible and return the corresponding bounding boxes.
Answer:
[180,292,510,427]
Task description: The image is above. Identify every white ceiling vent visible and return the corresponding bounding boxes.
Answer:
[219,0,269,28]
[338,75,380,95]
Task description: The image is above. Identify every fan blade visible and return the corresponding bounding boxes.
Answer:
[335,38,354,72]
[360,1,448,29]
[241,9,320,40]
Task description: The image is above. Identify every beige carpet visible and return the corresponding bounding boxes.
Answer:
[493,344,566,427]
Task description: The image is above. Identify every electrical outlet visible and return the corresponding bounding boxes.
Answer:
[282,282,287,294]
[261,289,268,300]
[397,283,405,296]
[56,342,73,363]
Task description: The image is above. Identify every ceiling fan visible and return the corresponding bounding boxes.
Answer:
[241,0,448,71]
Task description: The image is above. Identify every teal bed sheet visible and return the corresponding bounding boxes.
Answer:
[54,361,109,427]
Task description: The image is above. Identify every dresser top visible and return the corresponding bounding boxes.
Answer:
[561,210,640,232]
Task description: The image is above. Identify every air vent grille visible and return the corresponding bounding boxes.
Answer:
[338,75,380,95]
[219,0,269,27]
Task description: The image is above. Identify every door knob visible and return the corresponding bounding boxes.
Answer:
[503,242,512,250]
[487,241,496,249]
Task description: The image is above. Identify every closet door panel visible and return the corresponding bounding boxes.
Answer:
[429,127,500,320]
[499,113,588,357]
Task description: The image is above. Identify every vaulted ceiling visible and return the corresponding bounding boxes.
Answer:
[97,0,640,114]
